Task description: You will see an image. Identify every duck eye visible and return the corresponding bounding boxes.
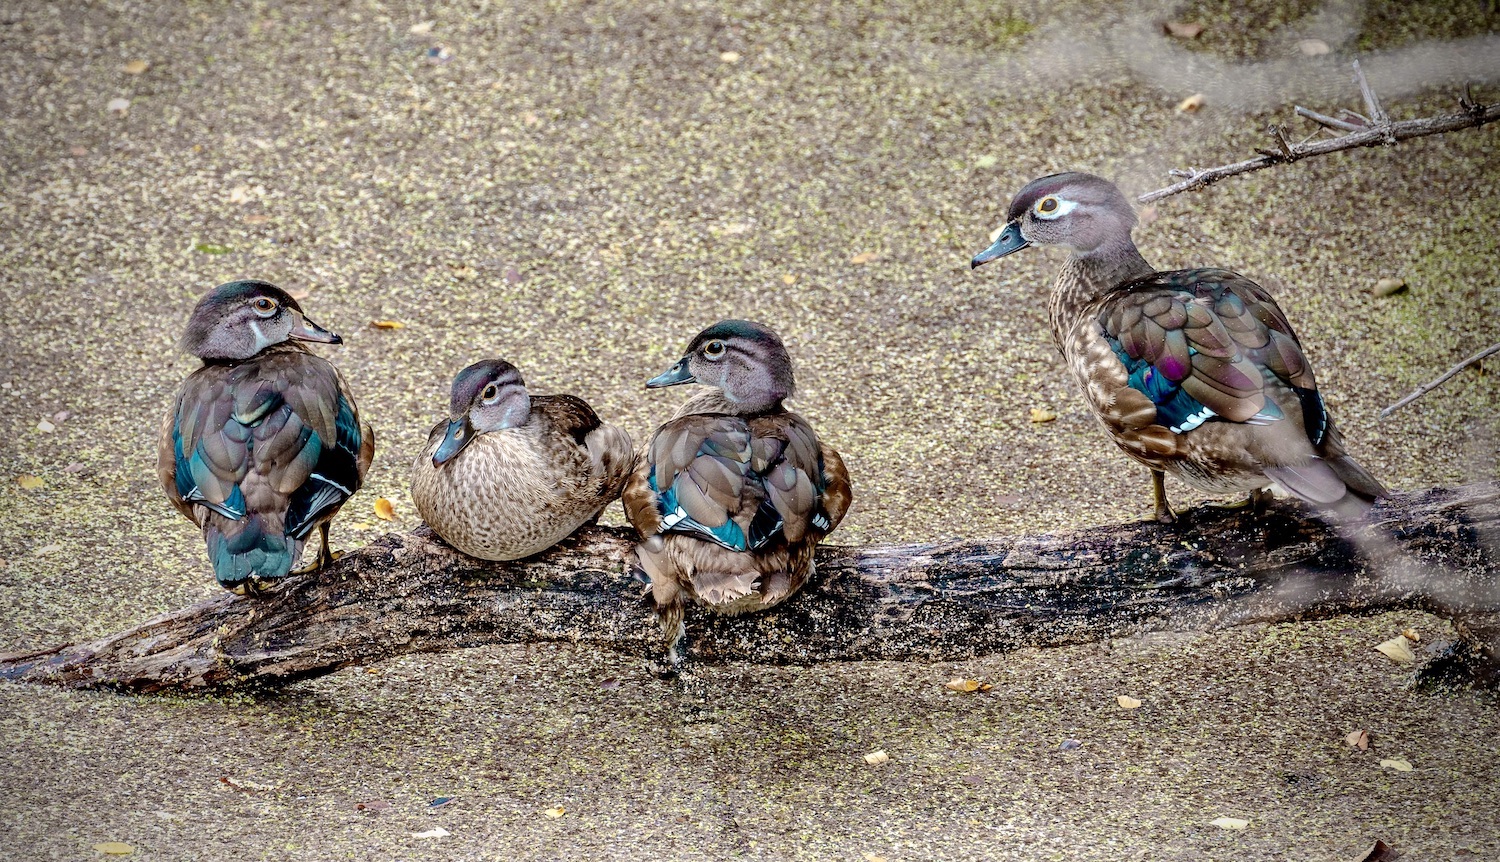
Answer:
[703,340,726,358]
[481,384,499,401]
[1036,196,1059,215]
[251,297,278,316]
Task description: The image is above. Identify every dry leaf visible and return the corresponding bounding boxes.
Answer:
[945,678,982,692]
[1401,628,1419,642]
[34,543,63,556]
[543,806,566,819]
[849,251,879,265]
[369,320,405,330]
[1210,816,1249,830]
[1375,636,1416,665]
[411,827,450,838]
[1137,205,1159,225]
[374,498,397,521]
[1116,695,1142,709]
[242,214,271,225]
[36,419,56,433]
[286,286,311,300]
[1029,407,1057,423]
[1298,39,1331,56]
[106,97,131,114]
[450,264,478,280]
[17,475,44,490]
[1379,758,1412,772]
[863,749,890,765]
[862,855,888,862]
[1175,93,1206,114]
[228,185,251,204]
[1163,21,1205,39]
[1372,277,1407,297]
[1345,729,1370,751]
[719,51,741,63]
[409,20,435,35]
[69,145,89,156]
[782,274,798,285]
[122,59,150,75]
[93,843,135,856]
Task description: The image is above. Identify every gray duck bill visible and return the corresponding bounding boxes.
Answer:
[289,313,342,344]
[971,221,1029,268]
[431,417,473,465]
[646,357,694,388]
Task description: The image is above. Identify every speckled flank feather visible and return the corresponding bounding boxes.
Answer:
[979,172,1386,520]
[410,395,635,561]
[158,344,373,588]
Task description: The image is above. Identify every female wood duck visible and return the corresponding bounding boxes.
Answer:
[622,320,853,669]
[410,359,635,560]
[158,280,375,594]
[971,172,1387,522]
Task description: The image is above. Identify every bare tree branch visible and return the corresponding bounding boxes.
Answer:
[1,483,1496,693]
[1140,63,1497,203]
[1382,341,1500,417]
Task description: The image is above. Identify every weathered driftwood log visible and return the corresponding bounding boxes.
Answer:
[1,482,1496,693]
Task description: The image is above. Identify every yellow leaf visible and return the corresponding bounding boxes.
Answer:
[944,678,981,692]
[1116,695,1142,709]
[17,475,44,490]
[1175,93,1206,114]
[719,51,741,64]
[1379,758,1412,772]
[863,749,889,765]
[1210,817,1249,830]
[543,806,566,819]
[122,60,150,75]
[1375,636,1415,665]
[862,855,888,862]
[849,251,879,265]
[782,274,797,285]
[374,498,397,521]
[409,20,435,35]
[1029,407,1057,423]
[93,842,135,856]
[1401,628,1420,642]
[370,320,405,330]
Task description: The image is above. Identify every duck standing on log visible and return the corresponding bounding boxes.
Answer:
[159,280,375,594]
[623,320,853,671]
[971,172,1386,522]
[410,358,635,561]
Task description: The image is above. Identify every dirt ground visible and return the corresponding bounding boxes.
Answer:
[1,0,1497,859]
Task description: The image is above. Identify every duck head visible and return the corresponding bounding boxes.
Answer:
[432,359,532,466]
[181,280,341,361]
[647,319,795,415]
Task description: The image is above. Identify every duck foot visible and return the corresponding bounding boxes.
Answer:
[1150,470,1177,524]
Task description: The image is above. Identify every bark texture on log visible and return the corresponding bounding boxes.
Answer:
[1,483,1496,693]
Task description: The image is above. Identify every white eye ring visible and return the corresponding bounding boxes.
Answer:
[481,384,499,402]
[1033,196,1078,220]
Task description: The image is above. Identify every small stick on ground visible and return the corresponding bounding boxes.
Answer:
[1382,341,1500,417]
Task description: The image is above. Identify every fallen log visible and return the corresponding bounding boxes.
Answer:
[2,482,1496,693]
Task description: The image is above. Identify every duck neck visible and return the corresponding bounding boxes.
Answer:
[1047,239,1155,353]
[673,389,784,419]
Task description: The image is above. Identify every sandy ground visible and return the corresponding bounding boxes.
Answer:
[1,0,1497,859]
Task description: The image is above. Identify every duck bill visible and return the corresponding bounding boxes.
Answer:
[289,312,343,344]
[970,221,1029,269]
[646,357,694,388]
[431,417,474,466]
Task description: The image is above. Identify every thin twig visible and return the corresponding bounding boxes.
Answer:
[1295,105,1365,133]
[1352,59,1391,129]
[1382,342,1500,417]
[1140,64,1498,203]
